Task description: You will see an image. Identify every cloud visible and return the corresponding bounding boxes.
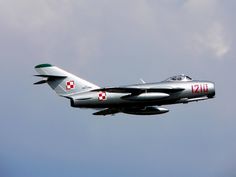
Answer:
[191,22,230,58]
[0,0,232,68]
[181,0,231,58]
[183,0,217,12]
[0,0,106,66]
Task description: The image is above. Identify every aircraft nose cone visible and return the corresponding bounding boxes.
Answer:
[208,82,215,98]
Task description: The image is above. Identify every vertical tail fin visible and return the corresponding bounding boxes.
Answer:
[34,64,99,97]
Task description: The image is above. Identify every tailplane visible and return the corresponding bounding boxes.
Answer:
[34,64,99,97]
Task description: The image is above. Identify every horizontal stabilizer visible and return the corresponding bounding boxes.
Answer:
[34,75,67,85]
[34,80,47,85]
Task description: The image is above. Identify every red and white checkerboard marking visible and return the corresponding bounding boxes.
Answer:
[98,91,107,101]
[66,80,75,91]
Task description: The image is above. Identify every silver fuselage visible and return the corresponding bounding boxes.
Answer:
[71,80,215,108]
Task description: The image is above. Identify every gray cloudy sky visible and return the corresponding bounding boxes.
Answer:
[0,0,236,177]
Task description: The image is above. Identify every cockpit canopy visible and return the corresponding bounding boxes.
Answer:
[165,74,192,82]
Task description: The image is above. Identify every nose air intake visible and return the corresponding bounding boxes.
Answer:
[207,82,215,98]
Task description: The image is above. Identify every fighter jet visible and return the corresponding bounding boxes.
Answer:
[34,64,215,116]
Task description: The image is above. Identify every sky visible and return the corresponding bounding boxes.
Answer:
[0,0,236,177]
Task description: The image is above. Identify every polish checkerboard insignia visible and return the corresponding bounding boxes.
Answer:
[66,80,75,91]
[98,91,107,101]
